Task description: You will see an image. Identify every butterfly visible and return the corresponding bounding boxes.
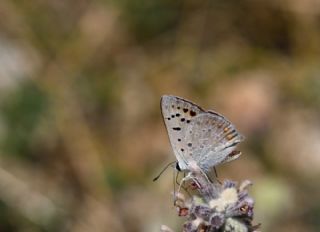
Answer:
[161,95,244,173]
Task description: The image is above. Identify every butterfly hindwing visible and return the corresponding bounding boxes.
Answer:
[184,113,244,172]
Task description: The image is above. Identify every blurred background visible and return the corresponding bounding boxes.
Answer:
[0,0,320,231]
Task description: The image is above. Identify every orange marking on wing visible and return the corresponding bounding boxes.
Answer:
[227,134,236,140]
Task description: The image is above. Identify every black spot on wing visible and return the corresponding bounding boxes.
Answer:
[190,111,197,117]
[172,127,181,131]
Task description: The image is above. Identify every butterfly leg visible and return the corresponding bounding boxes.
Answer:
[175,171,190,189]
[173,167,177,205]
[175,171,181,186]
[175,172,192,198]
[173,169,189,205]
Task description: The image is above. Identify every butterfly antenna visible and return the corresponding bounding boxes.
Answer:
[173,166,177,205]
[214,167,218,178]
[213,167,222,184]
[153,161,176,182]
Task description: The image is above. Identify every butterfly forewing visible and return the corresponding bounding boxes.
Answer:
[161,95,205,170]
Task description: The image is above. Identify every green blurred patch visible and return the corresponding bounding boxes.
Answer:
[75,75,120,131]
[0,201,18,232]
[105,167,127,192]
[0,199,63,232]
[11,1,81,53]
[0,81,49,160]
[253,177,293,230]
[116,0,181,41]
[76,75,119,108]
[298,74,320,109]
[306,201,320,231]
[0,200,45,232]
[282,71,320,109]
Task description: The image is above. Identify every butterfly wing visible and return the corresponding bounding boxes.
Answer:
[160,95,205,170]
[184,112,244,172]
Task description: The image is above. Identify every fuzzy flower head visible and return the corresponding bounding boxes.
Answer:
[162,162,260,232]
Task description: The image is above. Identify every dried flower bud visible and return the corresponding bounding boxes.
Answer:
[178,207,189,217]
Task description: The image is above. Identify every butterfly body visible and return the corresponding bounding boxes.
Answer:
[161,95,244,173]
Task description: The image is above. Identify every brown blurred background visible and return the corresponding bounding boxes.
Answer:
[0,0,320,231]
